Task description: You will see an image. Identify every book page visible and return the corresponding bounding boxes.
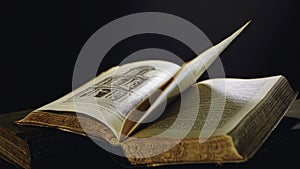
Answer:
[138,22,250,123]
[36,60,180,138]
[120,22,250,138]
[132,76,281,139]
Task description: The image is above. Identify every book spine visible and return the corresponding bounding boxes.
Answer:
[0,127,30,169]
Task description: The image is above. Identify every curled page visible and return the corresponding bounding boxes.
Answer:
[121,21,251,140]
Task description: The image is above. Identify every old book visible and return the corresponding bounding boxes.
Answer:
[0,107,300,169]
[16,21,297,166]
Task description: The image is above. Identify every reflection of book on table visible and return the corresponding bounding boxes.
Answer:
[8,21,297,167]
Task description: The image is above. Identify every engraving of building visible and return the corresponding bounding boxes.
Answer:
[77,66,155,102]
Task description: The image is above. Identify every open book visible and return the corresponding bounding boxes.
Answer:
[17,21,297,166]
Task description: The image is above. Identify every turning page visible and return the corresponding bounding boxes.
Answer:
[121,21,251,138]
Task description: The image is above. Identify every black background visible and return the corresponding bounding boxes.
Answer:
[1,0,299,114]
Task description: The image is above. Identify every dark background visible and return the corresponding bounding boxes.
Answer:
[0,0,299,114]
